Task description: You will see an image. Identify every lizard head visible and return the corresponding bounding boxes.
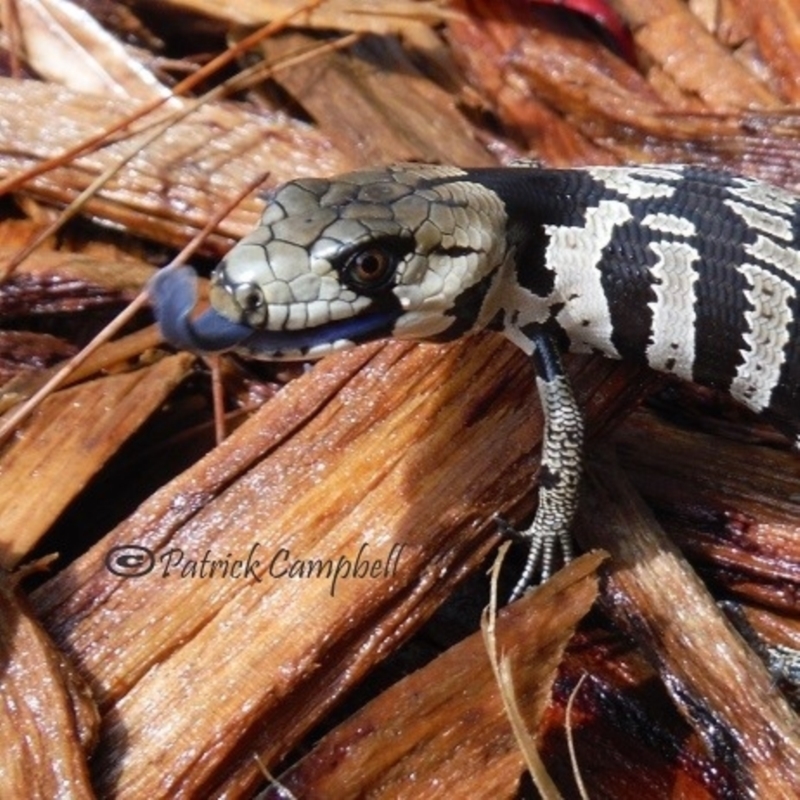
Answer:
[203,165,510,359]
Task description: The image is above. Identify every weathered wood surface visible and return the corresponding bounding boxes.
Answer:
[263,552,605,799]
[31,338,641,797]
[578,452,800,797]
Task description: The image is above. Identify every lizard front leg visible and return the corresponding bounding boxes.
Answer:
[503,328,584,601]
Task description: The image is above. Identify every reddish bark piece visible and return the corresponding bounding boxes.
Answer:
[530,0,637,63]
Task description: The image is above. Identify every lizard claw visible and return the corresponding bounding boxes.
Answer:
[493,513,574,602]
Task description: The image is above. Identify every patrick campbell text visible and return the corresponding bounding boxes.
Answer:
[150,541,407,596]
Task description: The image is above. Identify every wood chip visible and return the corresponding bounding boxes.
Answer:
[0,77,351,254]
[0,572,98,799]
[260,31,491,165]
[31,339,645,797]
[15,0,172,101]
[726,0,800,103]
[266,552,604,799]
[0,353,194,567]
[630,3,778,109]
[0,250,153,316]
[615,409,800,607]
[576,452,800,796]
[0,330,76,384]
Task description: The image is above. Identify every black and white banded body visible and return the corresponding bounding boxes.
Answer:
[151,163,800,598]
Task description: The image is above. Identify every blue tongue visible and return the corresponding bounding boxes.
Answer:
[149,266,252,353]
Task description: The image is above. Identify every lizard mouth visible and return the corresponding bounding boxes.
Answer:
[234,305,401,359]
[150,265,401,360]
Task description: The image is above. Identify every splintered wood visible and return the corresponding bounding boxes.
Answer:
[0,570,98,797]
[30,340,634,796]
[577,453,800,795]
[0,354,193,566]
[2,1,800,798]
[263,552,605,799]
[0,77,349,254]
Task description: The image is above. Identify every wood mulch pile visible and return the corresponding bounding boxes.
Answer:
[1,1,799,797]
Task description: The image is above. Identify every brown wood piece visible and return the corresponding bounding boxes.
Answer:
[32,338,644,797]
[576,451,800,797]
[266,552,605,799]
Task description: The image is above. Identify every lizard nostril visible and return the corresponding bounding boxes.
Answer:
[235,284,265,313]
[232,283,268,326]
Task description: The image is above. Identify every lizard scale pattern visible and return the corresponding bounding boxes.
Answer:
[151,164,800,599]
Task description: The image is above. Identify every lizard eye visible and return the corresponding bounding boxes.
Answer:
[342,247,397,293]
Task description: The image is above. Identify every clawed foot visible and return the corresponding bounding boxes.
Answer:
[494,514,574,602]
